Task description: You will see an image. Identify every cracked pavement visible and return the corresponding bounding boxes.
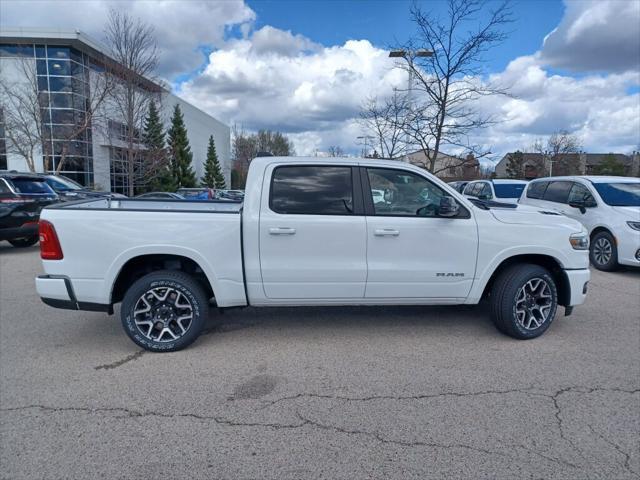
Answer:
[1,245,639,479]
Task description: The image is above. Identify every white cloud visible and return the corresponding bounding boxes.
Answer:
[0,0,255,78]
[179,29,407,153]
[181,24,640,156]
[539,0,640,72]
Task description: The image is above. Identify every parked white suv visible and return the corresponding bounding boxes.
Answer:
[519,176,640,271]
[463,179,528,204]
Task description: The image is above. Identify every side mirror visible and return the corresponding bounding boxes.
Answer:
[568,200,586,214]
[438,196,459,217]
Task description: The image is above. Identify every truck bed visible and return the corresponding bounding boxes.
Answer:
[38,197,246,307]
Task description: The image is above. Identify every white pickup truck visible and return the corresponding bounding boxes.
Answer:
[36,157,591,351]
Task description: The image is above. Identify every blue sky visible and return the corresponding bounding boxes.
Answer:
[1,0,639,157]
[247,0,565,73]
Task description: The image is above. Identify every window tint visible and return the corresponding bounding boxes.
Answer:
[526,181,548,199]
[366,167,445,217]
[0,180,11,194]
[543,181,573,203]
[568,183,596,207]
[271,166,354,215]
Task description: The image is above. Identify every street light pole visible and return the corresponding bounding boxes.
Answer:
[357,135,375,158]
[388,49,433,163]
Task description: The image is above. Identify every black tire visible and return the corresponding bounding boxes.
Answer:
[8,235,39,248]
[589,231,618,271]
[121,270,209,352]
[490,263,558,340]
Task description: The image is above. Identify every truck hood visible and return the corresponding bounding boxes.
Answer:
[490,204,582,230]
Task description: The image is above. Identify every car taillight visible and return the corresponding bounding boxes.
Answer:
[39,220,63,260]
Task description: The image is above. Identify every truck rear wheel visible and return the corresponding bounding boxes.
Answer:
[490,264,558,340]
[121,270,209,352]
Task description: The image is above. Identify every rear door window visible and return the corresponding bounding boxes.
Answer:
[543,181,573,203]
[270,165,354,215]
[526,181,548,199]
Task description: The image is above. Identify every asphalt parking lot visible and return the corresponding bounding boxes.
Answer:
[0,244,638,480]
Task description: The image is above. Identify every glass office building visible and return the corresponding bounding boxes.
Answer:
[0,30,230,192]
[0,42,95,185]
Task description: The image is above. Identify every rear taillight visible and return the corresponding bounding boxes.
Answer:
[39,220,63,260]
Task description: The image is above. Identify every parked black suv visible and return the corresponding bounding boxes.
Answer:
[41,174,125,201]
[0,173,59,248]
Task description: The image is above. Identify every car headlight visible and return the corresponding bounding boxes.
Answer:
[627,221,640,231]
[569,232,589,250]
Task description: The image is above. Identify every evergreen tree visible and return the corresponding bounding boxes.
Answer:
[201,136,226,188]
[143,101,176,192]
[167,104,197,189]
[594,154,626,176]
[505,151,524,179]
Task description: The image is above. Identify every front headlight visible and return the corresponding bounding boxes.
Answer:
[569,232,589,250]
[627,221,640,231]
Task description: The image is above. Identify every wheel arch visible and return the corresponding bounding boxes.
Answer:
[590,226,615,243]
[110,253,215,305]
[480,254,571,307]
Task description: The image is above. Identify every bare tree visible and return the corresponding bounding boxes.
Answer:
[359,91,408,159]
[328,145,345,157]
[104,9,162,196]
[393,0,512,173]
[533,130,582,176]
[0,59,43,172]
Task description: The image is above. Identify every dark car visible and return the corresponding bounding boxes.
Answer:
[0,173,59,248]
[42,174,125,201]
[135,192,185,200]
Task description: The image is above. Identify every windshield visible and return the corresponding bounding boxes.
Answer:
[11,179,56,194]
[494,183,526,198]
[45,176,83,192]
[592,182,640,207]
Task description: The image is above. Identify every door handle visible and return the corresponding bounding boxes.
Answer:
[374,228,400,237]
[269,227,296,235]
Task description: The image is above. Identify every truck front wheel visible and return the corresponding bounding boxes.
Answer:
[121,270,209,352]
[490,264,558,340]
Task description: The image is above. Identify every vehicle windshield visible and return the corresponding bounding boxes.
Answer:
[592,182,640,207]
[45,176,83,192]
[11,179,56,194]
[493,183,526,198]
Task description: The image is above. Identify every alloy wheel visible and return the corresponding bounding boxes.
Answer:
[514,278,553,330]
[133,287,194,342]
[593,238,612,266]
